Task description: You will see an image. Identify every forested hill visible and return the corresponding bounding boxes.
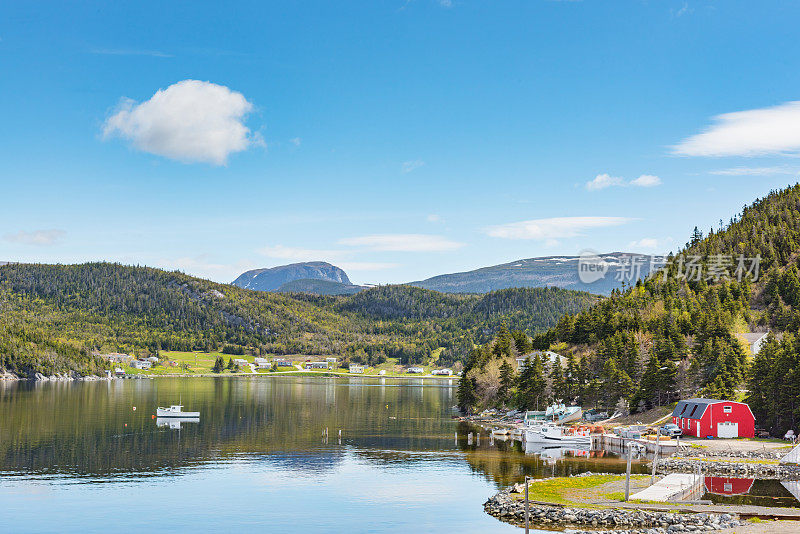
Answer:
[459,184,800,436]
[0,262,596,377]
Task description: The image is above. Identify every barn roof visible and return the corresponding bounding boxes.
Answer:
[672,398,724,419]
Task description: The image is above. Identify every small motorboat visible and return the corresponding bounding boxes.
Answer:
[524,423,592,447]
[156,404,200,418]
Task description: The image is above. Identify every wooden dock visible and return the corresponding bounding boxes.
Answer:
[630,473,705,502]
[592,433,678,455]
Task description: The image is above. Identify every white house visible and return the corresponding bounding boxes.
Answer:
[253,357,270,368]
[233,358,248,367]
[378,369,386,376]
[305,361,329,370]
[325,357,338,364]
[432,368,452,376]
[739,332,769,356]
[516,351,565,371]
[406,367,424,374]
[349,365,365,374]
[145,356,160,363]
[131,360,152,370]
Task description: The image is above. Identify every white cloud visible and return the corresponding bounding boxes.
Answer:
[402,160,425,173]
[289,137,301,146]
[338,262,399,271]
[439,0,453,7]
[586,173,661,190]
[709,166,797,176]
[672,100,800,157]
[4,229,65,246]
[103,79,257,165]
[630,174,661,187]
[586,173,624,190]
[339,234,463,252]
[426,214,441,223]
[628,237,659,249]
[258,245,346,262]
[485,216,631,240]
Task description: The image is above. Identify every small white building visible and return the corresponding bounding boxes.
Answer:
[114,367,125,377]
[516,351,565,371]
[378,369,386,376]
[145,356,160,363]
[233,358,248,367]
[131,360,152,370]
[253,357,270,368]
[325,357,338,363]
[349,365,365,374]
[305,361,329,370]
[406,367,424,374]
[432,368,452,376]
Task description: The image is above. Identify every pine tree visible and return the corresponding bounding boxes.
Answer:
[498,360,514,405]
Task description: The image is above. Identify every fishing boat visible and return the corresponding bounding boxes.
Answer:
[524,403,583,425]
[156,404,200,418]
[524,423,592,447]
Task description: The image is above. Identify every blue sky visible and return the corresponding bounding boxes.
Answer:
[2,1,800,284]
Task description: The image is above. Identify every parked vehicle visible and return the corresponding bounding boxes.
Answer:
[660,423,682,437]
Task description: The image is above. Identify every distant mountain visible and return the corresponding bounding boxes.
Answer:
[232,262,351,292]
[277,278,366,295]
[411,253,653,296]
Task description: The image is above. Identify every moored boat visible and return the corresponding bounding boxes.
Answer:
[156,405,200,418]
[524,423,592,447]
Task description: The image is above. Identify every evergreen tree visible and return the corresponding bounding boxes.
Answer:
[498,360,514,405]
[212,356,225,373]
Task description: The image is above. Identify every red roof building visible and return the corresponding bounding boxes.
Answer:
[671,398,755,439]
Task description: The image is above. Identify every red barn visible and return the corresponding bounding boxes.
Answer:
[671,398,755,439]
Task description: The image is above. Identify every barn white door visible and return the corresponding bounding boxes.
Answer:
[717,422,738,438]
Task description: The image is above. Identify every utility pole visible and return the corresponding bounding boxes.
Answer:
[624,442,634,501]
[651,428,661,485]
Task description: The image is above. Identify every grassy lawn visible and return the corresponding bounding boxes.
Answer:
[510,475,648,506]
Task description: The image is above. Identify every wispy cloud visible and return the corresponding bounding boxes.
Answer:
[628,237,659,249]
[91,48,173,58]
[426,214,442,223]
[672,2,692,18]
[485,216,632,240]
[402,160,425,173]
[103,79,258,165]
[258,245,346,262]
[338,262,399,271]
[339,234,463,252]
[586,173,661,190]
[4,229,65,246]
[586,173,624,190]
[289,137,302,147]
[672,100,800,157]
[629,174,661,187]
[709,166,798,176]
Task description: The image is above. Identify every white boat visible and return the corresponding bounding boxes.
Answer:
[156,405,200,418]
[524,423,592,447]
[492,428,510,437]
[156,417,199,429]
[524,403,583,425]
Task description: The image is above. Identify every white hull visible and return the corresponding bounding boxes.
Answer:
[157,405,200,418]
[524,424,592,447]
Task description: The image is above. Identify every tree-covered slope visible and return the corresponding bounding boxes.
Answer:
[458,184,800,436]
[0,262,596,377]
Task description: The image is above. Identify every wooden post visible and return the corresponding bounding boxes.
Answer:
[624,443,634,501]
[524,476,529,534]
[651,428,661,485]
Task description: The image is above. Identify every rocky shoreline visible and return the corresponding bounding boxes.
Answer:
[484,486,741,533]
[656,457,800,480]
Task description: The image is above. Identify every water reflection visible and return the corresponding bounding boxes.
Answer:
[702,477,800,508]
[156,417,200,430]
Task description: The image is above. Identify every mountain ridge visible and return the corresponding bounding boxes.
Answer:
[232,261,350,292]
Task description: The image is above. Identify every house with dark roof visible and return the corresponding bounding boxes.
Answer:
[671,398,755,439]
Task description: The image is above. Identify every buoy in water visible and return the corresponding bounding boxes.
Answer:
[151,415,155,419]
[124,423,127,427]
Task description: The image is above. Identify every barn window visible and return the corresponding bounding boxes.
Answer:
[723,405,732,413]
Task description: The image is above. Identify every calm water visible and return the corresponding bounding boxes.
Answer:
[0,377,645,533]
